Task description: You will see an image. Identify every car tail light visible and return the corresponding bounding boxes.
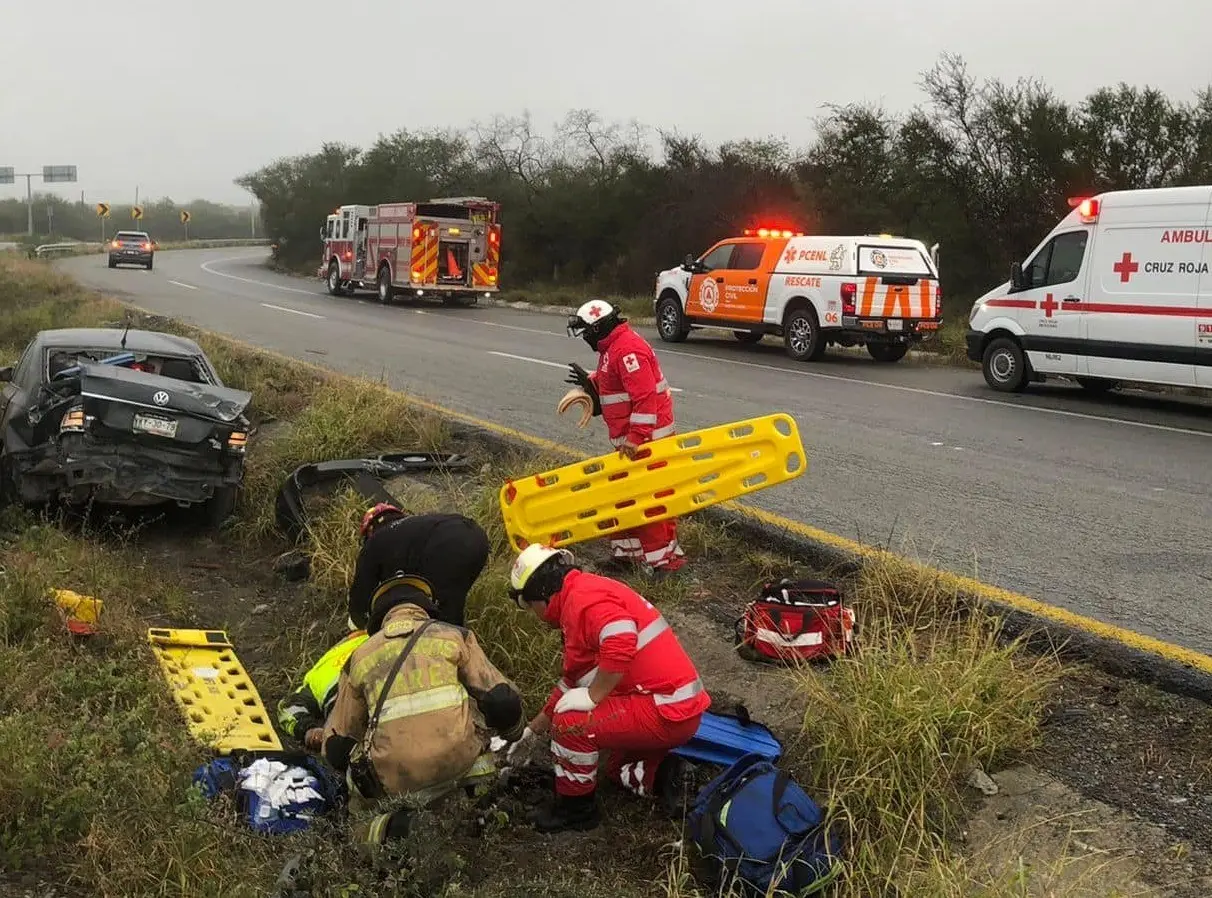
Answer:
[60,406,86,432]
[934,285,942,318]
[227,430,248,452]
[142,242,151,251]
[840,282,857,316]
[111,240,120,249]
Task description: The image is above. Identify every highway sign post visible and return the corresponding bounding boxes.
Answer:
[0,163,78,235]
[97,202,110,242]
[181,209,190,240]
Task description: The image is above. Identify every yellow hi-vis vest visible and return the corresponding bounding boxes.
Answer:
[277,630,368,737]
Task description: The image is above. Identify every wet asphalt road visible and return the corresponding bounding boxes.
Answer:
[56,249,1212,656]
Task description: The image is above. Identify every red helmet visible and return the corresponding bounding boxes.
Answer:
[360,502,405,540]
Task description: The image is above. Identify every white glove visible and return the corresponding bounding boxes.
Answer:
[555,686,597,714]
[505,726,536,762]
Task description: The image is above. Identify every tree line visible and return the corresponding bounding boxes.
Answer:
[238,53,1211,313]
[0,196,260,244]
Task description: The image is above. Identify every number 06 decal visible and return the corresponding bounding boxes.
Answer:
[824,311,839,324]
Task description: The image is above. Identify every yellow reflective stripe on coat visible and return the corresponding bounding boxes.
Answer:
[302,631,368,704]
[378,683,469,724]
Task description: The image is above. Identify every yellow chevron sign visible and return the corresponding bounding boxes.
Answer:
[96,202,110,218]
[132,205,143,220]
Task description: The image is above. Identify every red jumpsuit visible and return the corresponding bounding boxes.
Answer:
[540,570,710,798]
[587,322,685,571]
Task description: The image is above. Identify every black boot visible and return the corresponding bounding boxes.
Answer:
[528,792,601,833]
[654,756,689,818]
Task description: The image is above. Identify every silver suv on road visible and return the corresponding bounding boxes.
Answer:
[108,230,155,270]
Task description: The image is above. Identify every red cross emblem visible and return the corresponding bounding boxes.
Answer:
[1113,252,1139,283]
[783,247,797,265]
[587,304,602,319]
[1039,293,1058,318]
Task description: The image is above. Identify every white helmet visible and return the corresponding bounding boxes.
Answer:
[567,299,623,346]
[509,544,574,604]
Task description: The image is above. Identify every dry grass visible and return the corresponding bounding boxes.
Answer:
[0,253,1124,897]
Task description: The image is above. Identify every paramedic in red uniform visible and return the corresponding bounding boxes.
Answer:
[564,299,686,574]
[505,544,710,832]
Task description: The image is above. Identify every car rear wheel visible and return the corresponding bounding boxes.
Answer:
[656,295,690,343]
[203,485,238,529]
[733,330,763,344]
[867,341,909,363]
[981,337,1029,392]
[783,307,825,362]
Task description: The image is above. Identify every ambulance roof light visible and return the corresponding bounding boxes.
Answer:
[1068,196,1100,222]
[743,227,798,238]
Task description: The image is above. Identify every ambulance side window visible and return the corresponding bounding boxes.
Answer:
[731,243,765,270]
[699,243,737,271]
[1026,231,1088,289]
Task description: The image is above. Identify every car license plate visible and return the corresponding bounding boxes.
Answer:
[132,413,178,438]
[887,319,903,331]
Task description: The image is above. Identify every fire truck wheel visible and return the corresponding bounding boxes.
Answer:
[656,295,690,343]
[376,265,394,304]
[866,341,909,363]
[783,306,825,362]
[326,262,347,297]
[981,336,1030,393]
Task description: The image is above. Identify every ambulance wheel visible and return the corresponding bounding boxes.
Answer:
[326,262,347,297]
[1075,376,1119,394]
[867,341,909,363]
[783,306,825,362]
[656,295,690,343]
[982,337,1029,392]
[733,330,763,344]
[376,265,394,304]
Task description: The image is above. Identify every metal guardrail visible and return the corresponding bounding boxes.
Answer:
[33,242,93,258]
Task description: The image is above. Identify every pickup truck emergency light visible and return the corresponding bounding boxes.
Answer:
[1068,196,1100,222]
[840,282,857,316]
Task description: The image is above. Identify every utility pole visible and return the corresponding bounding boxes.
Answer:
[0,166,78,235]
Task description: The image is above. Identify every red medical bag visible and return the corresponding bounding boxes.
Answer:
[734,578,856,664]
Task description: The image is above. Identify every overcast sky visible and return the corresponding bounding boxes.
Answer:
[3,0,1208,207]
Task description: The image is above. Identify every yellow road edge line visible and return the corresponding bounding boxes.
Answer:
[122,302,1212,677]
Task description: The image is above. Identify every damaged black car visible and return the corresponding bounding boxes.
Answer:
[0,327,252,526]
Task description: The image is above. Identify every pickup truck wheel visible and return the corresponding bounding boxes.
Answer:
[784,307,825,362]
[656,296,690,343]
[982,337,1029,392]
[733,330,763,344]
[326,261,346,297]
[867,342,909,363]
[146,257,154,271]
[377,265,394,304]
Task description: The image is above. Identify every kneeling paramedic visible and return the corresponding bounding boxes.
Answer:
[349,503,491,630]
[506,544,710,832]
[277,628,369,751]
[322,574,527,845]
[562,299,686,574]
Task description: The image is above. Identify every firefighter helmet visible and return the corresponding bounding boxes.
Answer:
[360,502,405,540]
[509,544,575,606]
[567,299,625,350]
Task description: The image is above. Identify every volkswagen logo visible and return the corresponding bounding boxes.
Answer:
[152,390,170,406]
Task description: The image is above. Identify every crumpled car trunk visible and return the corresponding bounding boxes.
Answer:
[9,362,253,506]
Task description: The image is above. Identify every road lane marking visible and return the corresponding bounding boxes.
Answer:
[260,302,324,319]
[199,254,1211,440]
[168,280,197,290]
[487,350,683,390]
[200,255,322,296]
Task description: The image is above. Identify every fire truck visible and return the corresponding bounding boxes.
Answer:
[317,197,501,304]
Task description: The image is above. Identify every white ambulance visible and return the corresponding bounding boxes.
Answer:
[653,229,942,363]
[966,185,1212,393]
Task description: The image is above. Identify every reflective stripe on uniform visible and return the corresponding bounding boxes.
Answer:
[654,677,705,707]
[651,423,675,439]
[599,392,629,405]
[598,619,639,643]
[378,683,468,724]
[630,413,658,425]
[551,741,600,766]
[567,615,673,690]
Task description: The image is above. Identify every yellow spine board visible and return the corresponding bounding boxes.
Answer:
[499,412,807,551]
[146,627,283,754]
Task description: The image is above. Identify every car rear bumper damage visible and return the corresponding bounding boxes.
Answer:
[10,438,242,506]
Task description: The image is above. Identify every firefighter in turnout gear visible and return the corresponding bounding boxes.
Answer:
[563,299,687,574]
[322,575,527,848]
[506,544,709,833]
[348,503,491,632]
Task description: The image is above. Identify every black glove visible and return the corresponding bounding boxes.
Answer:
[565,363,601,416]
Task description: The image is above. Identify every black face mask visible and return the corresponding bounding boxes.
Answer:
[583,332,600,351]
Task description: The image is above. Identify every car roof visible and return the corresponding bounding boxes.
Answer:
[35,328,204,356]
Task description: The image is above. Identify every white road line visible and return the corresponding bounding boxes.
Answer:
[261,302,325,320]
[189,259,1212,440]
[200,255,322,296]
[168,280,197,290]
[487,350,683,391]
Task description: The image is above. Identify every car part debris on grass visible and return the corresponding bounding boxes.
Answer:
[273,452,473,541]
[50,588,103,636]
